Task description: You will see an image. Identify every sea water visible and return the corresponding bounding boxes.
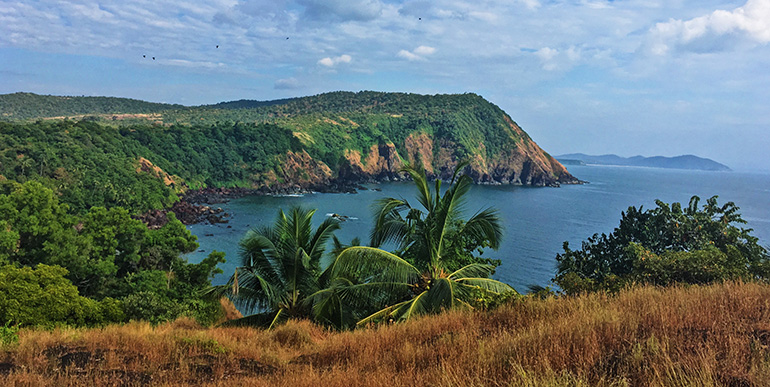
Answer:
[186,165,770,292]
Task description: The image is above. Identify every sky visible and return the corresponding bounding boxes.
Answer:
[1,0,769,171]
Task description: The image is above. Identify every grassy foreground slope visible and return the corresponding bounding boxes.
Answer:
[2,281,769,386]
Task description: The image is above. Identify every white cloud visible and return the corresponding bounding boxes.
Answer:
[647,0,770,55]
[398,45,436,61]
[274,77,300,89]
[318,54,352,67]
[397,50,422,61]
[469,11,497,23]
[535,47,559,70]
[518,0,541,11]
[413,45,436,56]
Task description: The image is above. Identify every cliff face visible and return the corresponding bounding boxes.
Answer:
[258,117,577,190]
[327,113,578,188]
[259,150,333,190]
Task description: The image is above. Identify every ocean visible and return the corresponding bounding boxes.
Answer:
[186,165,770,292]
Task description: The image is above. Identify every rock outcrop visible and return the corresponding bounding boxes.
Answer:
[329,120,578,187]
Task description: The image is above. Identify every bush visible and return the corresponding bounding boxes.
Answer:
[555,196,769,294]
[0,321,19,347]
[121,291,187,325]
[0,264,121,326]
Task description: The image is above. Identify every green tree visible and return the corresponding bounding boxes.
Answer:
[554,196,770,294]
[0,264,123,327]
[370,163,503,271]
[0,180,86,276]
[326,164,516,326]
[211,207,341,329]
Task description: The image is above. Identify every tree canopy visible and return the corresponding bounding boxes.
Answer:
[554,195,770,294]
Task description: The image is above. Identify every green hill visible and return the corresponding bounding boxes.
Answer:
[0,92,186,121]
[0,91,578,214]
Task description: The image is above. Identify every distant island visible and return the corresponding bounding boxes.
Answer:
[555,153,731,171]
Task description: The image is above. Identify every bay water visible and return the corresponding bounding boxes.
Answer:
[186,165,770,292]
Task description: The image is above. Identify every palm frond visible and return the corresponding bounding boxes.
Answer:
[463,207,503,249]
[306,279,363,330]
[454,277,517,294]
[434,174,473,259]
[370,197,411,247]
[330,246,421,288]
[307,216,341,267]
[238,230,282,285]
[227,269,281,311]
[335,280,413,310]
[450,160,471,185]
[402,164,434,213]
[356,298,414,327]
[420,278,455,312]
[370,214,412,248]
[448,263,496,280]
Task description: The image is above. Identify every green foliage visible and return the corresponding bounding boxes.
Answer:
[554,196,770,294]
[0,264,122,327]
[0,120,177,213]
[327,165,517,326]
[370,163,503,272]
[210,207,343,329]
[627,243,750,286]
[0,321,19,347]
[0,181,223,326]
[0,92,186,121]
[122,291,188,325]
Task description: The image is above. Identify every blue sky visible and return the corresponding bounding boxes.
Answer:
[1,0,769,170]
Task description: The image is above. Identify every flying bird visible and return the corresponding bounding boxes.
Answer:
[143,55,146,58]
[152,57,155,60]
[216,45,219,48]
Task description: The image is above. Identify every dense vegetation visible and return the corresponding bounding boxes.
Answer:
[0,120,302,213]
[0,92,186,121]
[0,181,225,327]
[554,195,769,294]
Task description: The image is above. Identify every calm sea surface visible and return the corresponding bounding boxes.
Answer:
[186,165,770,292]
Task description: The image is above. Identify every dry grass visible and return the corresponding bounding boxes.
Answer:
[2,281,770,386]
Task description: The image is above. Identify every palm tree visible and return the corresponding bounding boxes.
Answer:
[327,163,517,326]
[210,207,342,329]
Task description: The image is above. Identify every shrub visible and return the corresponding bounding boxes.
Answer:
[555,196,769,294]
[0,264,119,326]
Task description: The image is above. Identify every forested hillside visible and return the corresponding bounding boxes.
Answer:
[0,92,187,121]
[0,91,578,207]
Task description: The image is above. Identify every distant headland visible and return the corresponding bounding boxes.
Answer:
[555,153,731,172]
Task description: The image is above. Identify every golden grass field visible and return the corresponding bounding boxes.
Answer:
[2,281,770,386]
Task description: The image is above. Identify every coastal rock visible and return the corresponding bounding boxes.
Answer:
[133,201,229,228]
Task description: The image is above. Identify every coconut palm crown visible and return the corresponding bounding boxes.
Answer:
[328,163,517,326]
[209,207,341,329]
